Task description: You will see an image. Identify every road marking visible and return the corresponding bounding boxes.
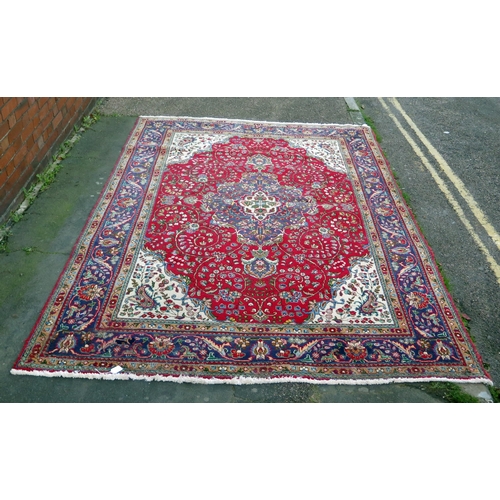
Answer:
[378,97,500,285]
[390,97,500,252]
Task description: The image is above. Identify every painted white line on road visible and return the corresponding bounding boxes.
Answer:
[378,97,500,285]
[390,97,500,252]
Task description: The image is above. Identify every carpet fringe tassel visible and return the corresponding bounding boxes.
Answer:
[138,115,370,128]
[10,368,493,386]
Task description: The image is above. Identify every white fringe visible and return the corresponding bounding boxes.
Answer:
[10,368,493,386]
[138,115,369,128]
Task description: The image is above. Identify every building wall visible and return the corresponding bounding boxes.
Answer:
[0,97,98,221]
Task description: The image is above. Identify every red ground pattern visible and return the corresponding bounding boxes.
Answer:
[145,137,369,323]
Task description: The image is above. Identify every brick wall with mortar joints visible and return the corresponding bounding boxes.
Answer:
[0,97,98,222]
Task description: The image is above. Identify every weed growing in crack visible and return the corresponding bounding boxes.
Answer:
[0,110,101,253]
[356,102,383,144]
[423,382,480,403]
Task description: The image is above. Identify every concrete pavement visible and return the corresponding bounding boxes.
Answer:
[0,97,493,402]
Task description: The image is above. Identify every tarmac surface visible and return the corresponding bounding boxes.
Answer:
[0,97,494,402]
[357,98,500,386]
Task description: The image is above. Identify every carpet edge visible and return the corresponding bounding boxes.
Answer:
[10,368,494,386]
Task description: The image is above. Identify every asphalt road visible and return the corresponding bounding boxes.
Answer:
[356,97,500,386]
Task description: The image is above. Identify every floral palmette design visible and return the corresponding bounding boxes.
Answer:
[145,137,369,324]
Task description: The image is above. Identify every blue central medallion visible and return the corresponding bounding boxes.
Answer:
[202,172,317,246]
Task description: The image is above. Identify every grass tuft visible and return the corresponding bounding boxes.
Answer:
[423,382,480,403]
[401,190,411,206]
[489,386,500,403]
[356,102,383,143]
[436,261,453,293]
[0,110,100,253]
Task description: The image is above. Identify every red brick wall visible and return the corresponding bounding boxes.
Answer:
[0,97,98,221]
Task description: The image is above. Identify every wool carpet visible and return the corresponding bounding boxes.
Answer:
[11,117,492,385]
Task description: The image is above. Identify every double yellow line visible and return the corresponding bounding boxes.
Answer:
[378,97,500,285]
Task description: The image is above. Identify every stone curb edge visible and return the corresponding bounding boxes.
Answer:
[344,97,365,125]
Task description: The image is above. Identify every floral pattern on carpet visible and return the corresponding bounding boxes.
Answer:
[12,117,491,385]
